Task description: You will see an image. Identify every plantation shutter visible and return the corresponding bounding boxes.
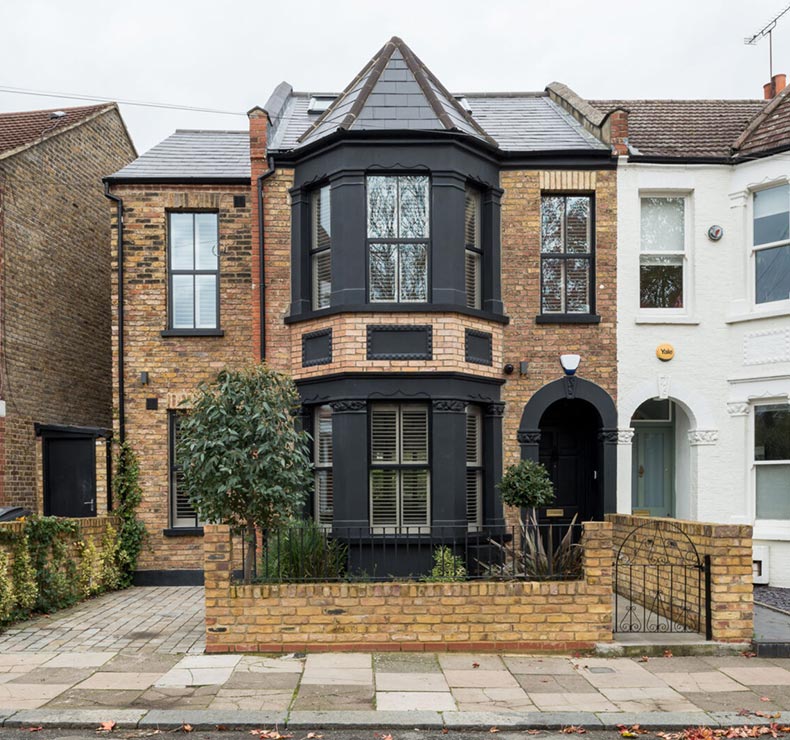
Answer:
[311,186,331,309]
[170,412,199,528]
[466,406,482,530]
[314,405,333,525]
[465,187,481,309]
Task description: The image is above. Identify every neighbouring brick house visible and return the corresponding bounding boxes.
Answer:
[0,104,136,517]
[107,37,622,584]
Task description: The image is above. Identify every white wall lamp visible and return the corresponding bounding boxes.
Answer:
[559,354,581,376]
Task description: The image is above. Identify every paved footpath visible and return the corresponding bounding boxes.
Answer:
[0,587,788,731]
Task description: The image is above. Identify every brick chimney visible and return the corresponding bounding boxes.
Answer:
[248,106,270,361]
[608,109,630,156]
[764,73,787,99]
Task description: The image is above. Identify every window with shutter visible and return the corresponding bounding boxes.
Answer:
[465,187,481,309]
[313,405,333,526]
[169,411,200,528]
[466,405,483,530]
[311,186,332,309]
[168,212,219,329]
[367,176,429,303]
[369,404,430,531]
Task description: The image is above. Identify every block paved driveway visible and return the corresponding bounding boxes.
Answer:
[0,586,789,723]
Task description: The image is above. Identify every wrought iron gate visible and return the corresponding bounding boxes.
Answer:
[614,520,712,640]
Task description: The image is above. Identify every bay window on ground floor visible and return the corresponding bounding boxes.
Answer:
[754,402,790,520]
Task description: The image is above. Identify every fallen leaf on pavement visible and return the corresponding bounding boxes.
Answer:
[473,662,480,668]
[489,728,500,734]
[23,727,43,733]
[761,698,771,702]
[441,730,449,735]
[742,652,757,659]
[663,650,673,658]
[561,727,587,735]
[97,722,117,733]
[181,725,193,733]
[639,656,649,663]
[306,734,323,739]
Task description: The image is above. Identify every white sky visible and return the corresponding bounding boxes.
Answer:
[1,0,789,154]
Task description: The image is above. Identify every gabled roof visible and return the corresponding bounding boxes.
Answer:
[297,36,497,148]
[733,85,790,158]
[0,103,115,160]
[107,130,250,182]
[589,99,766,159]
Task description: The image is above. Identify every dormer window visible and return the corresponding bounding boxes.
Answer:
[308,96,335,114]
[367,175,429,303]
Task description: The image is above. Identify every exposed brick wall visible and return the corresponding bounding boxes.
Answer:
[203,521,613,652]
[608,514,753,642]
[0,108,135,510]
[499,169,618,479]
[109,185,254,572]
[292,313,503,380]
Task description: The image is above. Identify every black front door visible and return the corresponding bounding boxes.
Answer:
[43,434,96,517]
[538,399,601,524]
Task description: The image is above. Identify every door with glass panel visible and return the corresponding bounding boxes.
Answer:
[631,399,674,517]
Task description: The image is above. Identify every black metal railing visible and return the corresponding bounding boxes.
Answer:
[253,522,584,584]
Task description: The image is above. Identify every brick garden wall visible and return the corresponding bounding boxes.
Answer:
[0,108,135,511]
[607,514,753,642]
[203,521,613,653]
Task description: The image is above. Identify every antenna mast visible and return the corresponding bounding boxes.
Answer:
[745,3,790,80]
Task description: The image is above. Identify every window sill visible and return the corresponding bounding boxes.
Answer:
[753,522,790,541]
[726,305,790,324]
[161,329,225,338]
[535,314,601,325]
[634,315,699,325]
[163,527,204,537]
[286,304,510,325]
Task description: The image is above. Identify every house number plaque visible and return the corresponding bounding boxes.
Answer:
[545,508,564,518]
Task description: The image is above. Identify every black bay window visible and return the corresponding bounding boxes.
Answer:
[540,195,594,317]
[367,175,430,303]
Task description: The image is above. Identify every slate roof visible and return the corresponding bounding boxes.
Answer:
[0,103,113,159]
[589,99,766,159]
[297,37,496,148]
[733,86,790,158]
[108,129,250,181]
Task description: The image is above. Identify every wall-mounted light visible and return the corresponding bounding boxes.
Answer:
[519,361,529,376]
[503,363,514,375]
[140,371,149,386]
[559,354,581,376]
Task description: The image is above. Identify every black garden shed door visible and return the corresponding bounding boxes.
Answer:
[43,432,96,517]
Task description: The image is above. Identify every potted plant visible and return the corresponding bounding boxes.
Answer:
[498,459,555,525]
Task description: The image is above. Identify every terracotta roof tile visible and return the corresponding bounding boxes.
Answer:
[590,99,766,159]
[0,103,111,158]
[733,87,790,157]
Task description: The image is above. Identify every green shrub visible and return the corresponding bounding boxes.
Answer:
[498,459,555,511]
[11,535,38,614]
[422,546,467,582]
[0,551,15,623]
[259,521,347,582]
[99,523,122,591]
[113,442,146,588]
[77,537,101,598]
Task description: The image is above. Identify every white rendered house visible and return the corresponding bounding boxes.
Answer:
[551,79,790,586]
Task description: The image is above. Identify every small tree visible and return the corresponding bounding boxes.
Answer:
[498,459,555,522]
[177,366,312,583]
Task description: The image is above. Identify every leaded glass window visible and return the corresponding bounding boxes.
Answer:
[367,176,429,303]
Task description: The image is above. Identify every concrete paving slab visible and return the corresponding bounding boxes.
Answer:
[101,653,181,673]
[720,665,790,686]
[503,657,577,675]
[208,689,293,711]
[236,656,304,674]
[292,684,374,711]
[443,669,520,689]
[654,671,749,693]
[286,709,444,728]
[75,673,161,691]
[373,653,441,673]
[515,674,595,693]
[438,654,505,671]
[223,671,300,690]
[0,654,55,668]
[138,709,287,730]
[44,688,143,709]
[443,710,603,729]
[174,655,241,670]
[155,668,235,687]
[595,711,715,730]
[8,667,93,687]
[375,672,449,692]
[305,653,371,669]
[42,653,115,669]
[679,691,779,713]
[132,686,219,710]
[375,691,456,711]
[0,684,72,709]
[451,687,534,713]
[301,668,373,686]
[709,712,781,727]
[529,692,619,712]
[4,708,145,728]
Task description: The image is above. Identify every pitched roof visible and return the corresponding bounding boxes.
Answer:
[297,36,497,148]
[108,130,250,181]
[0,103,114,159]
[589,99,766,159]
[733,86,790,158]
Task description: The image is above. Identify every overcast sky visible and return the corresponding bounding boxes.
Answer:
[1,0,789,154]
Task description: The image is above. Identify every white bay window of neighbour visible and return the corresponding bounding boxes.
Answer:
[640,197,685,310]
[755,404,790,519]
[367,176,429,303]
[754,184,790,305]
[169,212,219,329]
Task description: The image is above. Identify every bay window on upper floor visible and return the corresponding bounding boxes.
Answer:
[367,175,430,303]
[753,184,790,306]
[754,403,790,520]
[311,186,332,310]
[465,186,482,310]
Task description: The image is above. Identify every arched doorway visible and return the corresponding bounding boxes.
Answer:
[538,398,603,523]
[518,375,617,521]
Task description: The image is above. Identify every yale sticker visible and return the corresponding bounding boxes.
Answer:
[545,508,564,518]
[656,343,675,362]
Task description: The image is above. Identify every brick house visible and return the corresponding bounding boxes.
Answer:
[106,37,620,584]
[0,104,136,517]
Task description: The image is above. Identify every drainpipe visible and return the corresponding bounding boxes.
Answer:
[103,182,125,444]
[257,155,276,362]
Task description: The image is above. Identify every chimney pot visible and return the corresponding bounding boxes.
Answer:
[764,73,787,99]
